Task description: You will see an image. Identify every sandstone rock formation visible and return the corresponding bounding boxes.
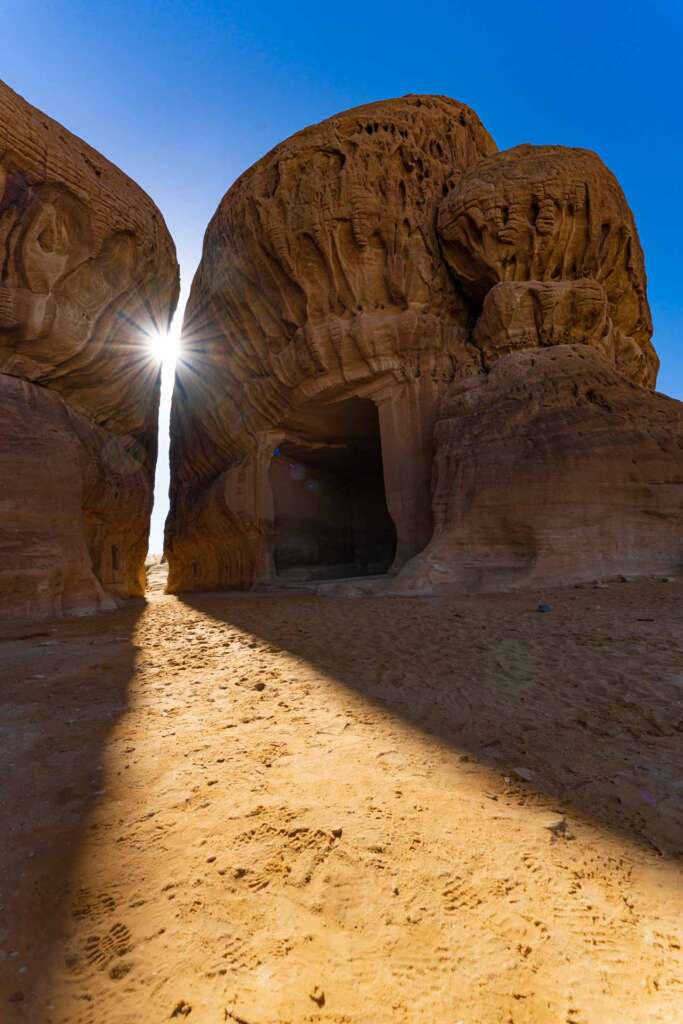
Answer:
[0,81,178,618]
[390,142,680,592]
[397,345,683,593]
[167,98,681,596]
[437,144,658,387]
[166,95,496,590]
[472,279,617,368]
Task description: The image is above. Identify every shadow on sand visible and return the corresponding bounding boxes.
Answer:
[180,585,683,861]
[0,600,145,1017]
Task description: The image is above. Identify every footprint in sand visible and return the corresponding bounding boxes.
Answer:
[389,943,452,985]
[231,812,340,889]
[441,874,484,913]
[84,922,132,969]
[214,936,261,974]
[70,887,117,920]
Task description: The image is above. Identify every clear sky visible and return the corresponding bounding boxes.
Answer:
[4,0,681,552]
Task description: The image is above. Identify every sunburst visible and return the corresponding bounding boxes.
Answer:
[148,326,181,365]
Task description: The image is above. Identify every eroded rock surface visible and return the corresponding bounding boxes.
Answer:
[437,144,657,386]
[398,346,683,593]
[472,279,615,367]
[394,141,681,591]
[0,81,178,618]
[167,98,680,597]
[167,95,496,591]
[0,373,153,617]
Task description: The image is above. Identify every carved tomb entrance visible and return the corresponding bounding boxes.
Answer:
[269,397,396,581]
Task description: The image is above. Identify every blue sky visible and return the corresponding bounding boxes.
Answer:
[4,0,681,551]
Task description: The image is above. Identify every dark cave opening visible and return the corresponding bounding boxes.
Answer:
[270,397,397,581]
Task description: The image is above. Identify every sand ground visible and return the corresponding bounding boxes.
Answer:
[1,569,682,1023]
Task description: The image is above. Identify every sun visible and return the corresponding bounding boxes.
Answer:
[148,326,180,365]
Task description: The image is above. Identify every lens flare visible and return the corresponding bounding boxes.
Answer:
[148,327,180,364]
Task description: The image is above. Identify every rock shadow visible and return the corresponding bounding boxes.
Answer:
[0,600,145,1016]
[180,584,683,862]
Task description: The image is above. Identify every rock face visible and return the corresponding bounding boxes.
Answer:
[437,144,658,387]
[1,374,153,617]
[167,95,496,590]
[398,346,683,593]
[167,97,681,596]
[394,142,680,592]
[472,279,616,367]
[0,81,178,618]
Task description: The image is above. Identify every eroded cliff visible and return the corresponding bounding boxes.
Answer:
[0,81,178,618]
[167,95,496,590]
[167,99,681,596]
[398,345,683,593]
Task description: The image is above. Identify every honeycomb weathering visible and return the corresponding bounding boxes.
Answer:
[0,80,179,618]
[172,96,496,479]
[167,95,497,591]
[437,144,657,386]
[6,84,670,606]
[166,95,681,595]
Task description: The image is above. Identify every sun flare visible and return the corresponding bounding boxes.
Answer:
[148,327,180,365]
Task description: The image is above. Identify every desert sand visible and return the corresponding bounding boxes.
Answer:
[1,569,682,1023]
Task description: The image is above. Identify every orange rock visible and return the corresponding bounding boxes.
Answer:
[437,144,657,387]
[0,373,152,617]
[396,345,683,593]
[472,278,616,366]
[0,81,178,618]
[167,96,496,592]
[167,107,682,598]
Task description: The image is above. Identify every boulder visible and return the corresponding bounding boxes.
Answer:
[166,105,680,598]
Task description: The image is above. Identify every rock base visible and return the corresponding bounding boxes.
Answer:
[0,373,152,620]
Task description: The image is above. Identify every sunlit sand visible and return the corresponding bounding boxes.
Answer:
[2,571,681,1021]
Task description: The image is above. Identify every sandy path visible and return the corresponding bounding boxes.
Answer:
[1,575,682,1022]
